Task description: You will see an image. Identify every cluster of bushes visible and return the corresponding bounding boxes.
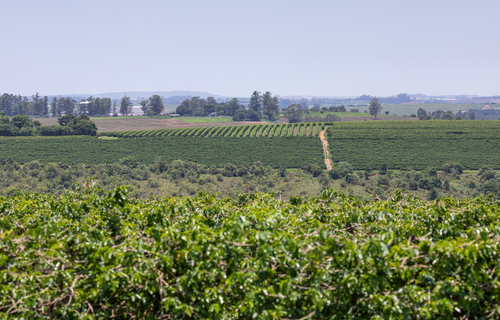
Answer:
[0,158,279,197]
[0,113,97,136]
[0,114,41,136]
[2,156,499,201]
[309,105,347,113]
[41,114,97,136]
[232,109,262,121]
[302,114,340,122]
[313,160,500,201]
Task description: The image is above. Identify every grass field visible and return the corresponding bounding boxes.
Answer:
[327,120,500,170]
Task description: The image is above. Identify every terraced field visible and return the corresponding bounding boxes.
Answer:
[98,122,330,138]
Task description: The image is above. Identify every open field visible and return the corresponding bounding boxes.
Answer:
[304,111,396,117]
[0,135,325,168]
[327,120,500,170]
[313,103,490,116]
[2,188,500,318]
[372,103,489,116]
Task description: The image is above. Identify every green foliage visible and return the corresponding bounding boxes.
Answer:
[327,121,500,170]
[2,188,500,318]
[0,135,325,168]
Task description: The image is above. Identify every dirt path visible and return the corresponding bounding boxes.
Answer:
[319,129,332,170]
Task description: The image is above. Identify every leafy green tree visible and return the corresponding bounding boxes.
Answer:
[442,110,454,120]
[246,110,262,121]
[148,95,164,115]
[193,107,208,116]
[50,97,58,117]
[284,103,303,123]
[140,100,149,115]
[262,91,279,120]
[57,97,76,115]
[0,112,9,124]
[72,120,97,136]
[368,98,383,119]
[206,97,217,105]
[57,114,97,135]
[249,91,262,112]
[379,163,388,175]
[120,96,132,116]
[226,98,241,116]
[176,99,192,115]
[428,187,439,200]
[483,180,498,194]
[417,108,427,119]
[58,114,76,126]
[32,93,48,116]
[11,114,34,129]
[0,93,15,116]
[203,104,215,114]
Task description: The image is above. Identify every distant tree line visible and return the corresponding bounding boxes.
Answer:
[309,105,347,113]
[283,104,341,123]
[0,93,112,117]
[468,109,500,120]
[358,93,412,104]
[415,108,477,120]
[0,113,97,136]
[175,91,280,121]
[0,93,50,117]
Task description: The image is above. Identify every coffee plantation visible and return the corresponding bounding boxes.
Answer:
[1,187,500,318]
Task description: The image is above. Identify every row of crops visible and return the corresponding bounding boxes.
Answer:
[0,135,326,168]
[99,122,332,138]
[327,120,500,170]
[2,187,500,318]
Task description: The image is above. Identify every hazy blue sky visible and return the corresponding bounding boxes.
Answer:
[1,0,499,97]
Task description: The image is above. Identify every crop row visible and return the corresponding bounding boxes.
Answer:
[0,135,325,168]
[2,187,500,318]
[326,120,500,170]
[99,122,331,138]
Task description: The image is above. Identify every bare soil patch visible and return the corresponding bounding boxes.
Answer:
[319,129,332,171]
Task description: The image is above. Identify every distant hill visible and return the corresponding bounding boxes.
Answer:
[54,91,228,101]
